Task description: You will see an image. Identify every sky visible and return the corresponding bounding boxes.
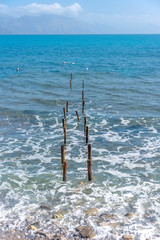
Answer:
[0,0,160,33]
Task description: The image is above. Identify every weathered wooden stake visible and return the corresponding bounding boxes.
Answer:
[64,126,67,145]
[88,144,92,181]
[87,160,92,181]
[66,101,69,113]
[84,117,87,132]
[88,144,92,160]
[63,107,66,120]
[82,90,84,101]
[63,161,67,181]
[62,118,65,129]
[61,145,65,164]
[86,126,89,143]
[70,79,72,89]
[76,111,80,121]
[82,100,85,114]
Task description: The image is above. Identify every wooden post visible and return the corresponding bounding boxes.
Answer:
[88,144,92,160]
[87,160,92,181]
[70,79,72,89]
[76,111,80,121]
[64,126,67,145]
[63,161,67,181]
[61,145,65,164]
[82,100,85,114]
[86,126,89,143]
[88,144,92,181]
[62,118,65,129]
[82,90,84,101]
[84,117,87,132]
[63,107,66,120]
[66,101,69,113]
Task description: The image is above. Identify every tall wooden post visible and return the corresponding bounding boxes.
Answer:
[82,90,84,101]
[84,117,87,132]
[86,126,89,143]
[66,101,69,113]
[82,100,85,113]
[63,107,66,120]
[87,144,92,181]
[63,161,67,181]
[61,145,65,164]
[62,118,65,129]
[64,126,67,145]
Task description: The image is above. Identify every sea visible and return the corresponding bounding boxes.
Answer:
[0,35,160,240]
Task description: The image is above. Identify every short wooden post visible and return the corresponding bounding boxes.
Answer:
[86,126,89,143]
[82,90,84,101]
[62,118,65,129]
[64,126,67,145]
[66,101,69,113]
[63,161,67,181]
[63,107,66,120]
[76,111,80,121]
[82,100,85,113]
[84,117,87,132]
[70,79,72,89]
[87,160,92,181]
[61,145,65,164]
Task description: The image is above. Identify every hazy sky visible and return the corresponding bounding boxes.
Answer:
[0,0,160,33]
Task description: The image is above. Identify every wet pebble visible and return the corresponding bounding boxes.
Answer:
[77,226,95,239]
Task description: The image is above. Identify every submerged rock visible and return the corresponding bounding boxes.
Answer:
[122,235,134,240]
[53,211,64,219]
[124,213,136,219]
[77,226,95,239]
[100,213,117,221]
[86,208,98,216]
[36,230,50,238]
[28,225,38,231]
[40,205,51,210]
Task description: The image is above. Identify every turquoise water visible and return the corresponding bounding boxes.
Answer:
[0,35,160,239]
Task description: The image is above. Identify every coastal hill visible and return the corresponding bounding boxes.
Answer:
[0,14,105,35]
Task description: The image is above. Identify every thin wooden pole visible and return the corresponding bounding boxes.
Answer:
[86,126,89,143]
[76,111,80,121]
[87,160,92,181]
[66,101,69,113]
[88,144,92,181]
[61,145,65,164]
[82,90,84,101]
[62,118,65,129]
[84,117,87,132]
[63,161,67,181]
[82,100,85,114]
[63,107,66,120]
[70,79,72,89]
[64,126,67,145]
[88,144,92,160]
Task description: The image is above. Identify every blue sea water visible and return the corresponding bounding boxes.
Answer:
[0,35,160,239]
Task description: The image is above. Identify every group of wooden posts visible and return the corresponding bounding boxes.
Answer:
[61,73,93,182]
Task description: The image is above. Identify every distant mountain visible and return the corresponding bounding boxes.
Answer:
[0,14,105,35]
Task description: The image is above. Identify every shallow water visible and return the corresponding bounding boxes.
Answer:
[0,35,160,239]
